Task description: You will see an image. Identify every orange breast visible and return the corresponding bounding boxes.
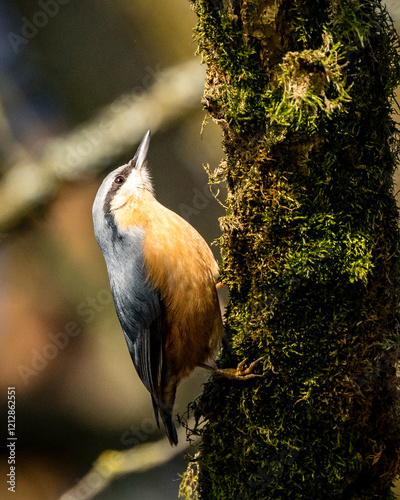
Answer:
[114,191,223,379]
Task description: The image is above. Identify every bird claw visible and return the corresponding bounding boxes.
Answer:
[207,356,264,380]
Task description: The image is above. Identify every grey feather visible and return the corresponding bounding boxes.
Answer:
[92,131,179,445]
[96,217,164,396]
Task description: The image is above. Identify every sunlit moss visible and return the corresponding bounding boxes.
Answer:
[179,456,200,500]
[185,0,400,498]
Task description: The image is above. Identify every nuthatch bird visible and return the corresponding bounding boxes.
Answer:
[92,131,262,445]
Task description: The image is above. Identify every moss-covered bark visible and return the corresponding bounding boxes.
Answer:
[181,1,400,498]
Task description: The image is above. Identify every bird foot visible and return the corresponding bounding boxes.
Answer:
[201,357,264,380]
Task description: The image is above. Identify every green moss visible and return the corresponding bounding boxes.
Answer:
[179,456,200,500]
[265,33,352,131]
[185,0,400,498]
[283,215,374,285]
[193,0,271,132]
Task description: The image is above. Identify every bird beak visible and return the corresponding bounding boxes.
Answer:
[133,130,151,170]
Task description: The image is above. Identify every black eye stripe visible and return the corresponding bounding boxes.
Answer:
[103,163,134,214]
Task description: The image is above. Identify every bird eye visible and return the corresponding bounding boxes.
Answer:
[114,175,126,185]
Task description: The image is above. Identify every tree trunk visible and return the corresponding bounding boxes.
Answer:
[180,1,400,498]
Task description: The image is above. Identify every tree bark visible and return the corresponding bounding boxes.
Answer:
[181,1,400,499]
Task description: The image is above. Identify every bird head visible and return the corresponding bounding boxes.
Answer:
[92,130,154,230]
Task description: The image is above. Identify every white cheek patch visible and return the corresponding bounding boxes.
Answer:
[111,165,154,211]
[110,189,128,211]
[124,168,146,192]
[124,164,154,195]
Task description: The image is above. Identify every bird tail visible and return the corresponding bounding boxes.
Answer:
[151,390,178,446]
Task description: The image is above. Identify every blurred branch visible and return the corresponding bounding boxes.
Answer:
[59,425,194,500]
[0,59,205,233]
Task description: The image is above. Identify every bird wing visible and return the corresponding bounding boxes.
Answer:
[110,267,165,398]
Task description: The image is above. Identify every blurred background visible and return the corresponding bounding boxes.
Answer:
[0,1,225,499]
[0,1,399,499]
